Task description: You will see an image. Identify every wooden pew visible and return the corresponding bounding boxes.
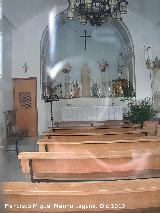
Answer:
[48,128,139,135]
[37,135,160,147]
[54,120,108,127]
[49,124,140,132]
[46,128,139,135]
[42,131,148,141]
[38,135,160,143]
[18,148,160,182]
[43,130,147,139]
[1,178,160,212]
[37,137,160,152]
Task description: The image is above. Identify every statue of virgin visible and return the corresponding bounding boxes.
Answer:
[151,57,160,111]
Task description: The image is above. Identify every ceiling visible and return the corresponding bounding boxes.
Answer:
[128,0,160,26]
[2,0,160,28]
[2,0,67,27]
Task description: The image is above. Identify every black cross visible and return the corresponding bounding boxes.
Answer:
[80,30,91,50]
[22,62,29,73]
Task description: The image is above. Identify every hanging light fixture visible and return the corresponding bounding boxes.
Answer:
[67,0,128,26]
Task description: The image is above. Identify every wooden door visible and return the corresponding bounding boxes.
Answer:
[13,78,38,137]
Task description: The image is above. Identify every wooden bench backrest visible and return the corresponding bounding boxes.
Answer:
[43,130,147,138]
[42,133,147,141]
[2,179,160,211]
[37,140,160,152]
[49,125,140,131]
[48,127,137,134]
[18,149,160,182]
[38,136,160,143]
[50,127,141,132]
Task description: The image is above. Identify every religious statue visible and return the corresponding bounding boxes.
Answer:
[98,59,109,97]
[144,47,160,110]
[73,81,80,98]
[91,82,100,97]
[81,64,91,97]
[117,52,125,78]
[149,57,160,111]
[62,63,71,98]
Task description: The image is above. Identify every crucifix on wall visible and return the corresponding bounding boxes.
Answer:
[22,62,29,73]
[80,30,91,50]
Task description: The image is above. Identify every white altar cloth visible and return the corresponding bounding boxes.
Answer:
[61,106,123,121]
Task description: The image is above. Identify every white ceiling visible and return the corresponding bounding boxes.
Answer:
[2,0,160,28]
[2,0,67,27]
[128,0,160,26]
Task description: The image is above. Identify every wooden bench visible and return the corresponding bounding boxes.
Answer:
[1,178,160,212]
[39,135,160,143]
[18,147,160,182]
[48,127,138,133]
[54,120,109,127]
[43,131,148,141]
[143,120,159,136]
[40,135,154,144]
[43,130,147,139]
[37,137,160,152]
[49,124,140,131]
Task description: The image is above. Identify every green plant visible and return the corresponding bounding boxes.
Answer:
[123,98,155,126]
[122,81,135,99]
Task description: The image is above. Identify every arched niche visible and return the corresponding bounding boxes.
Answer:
[40,10,135,99]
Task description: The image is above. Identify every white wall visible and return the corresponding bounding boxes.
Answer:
[0,16,13,143]
[123,11,160,99]
[12,6,67,133]
[49,21,124,82]
[11,6,160,133]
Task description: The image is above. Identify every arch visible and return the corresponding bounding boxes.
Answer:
[40,10,135,98]
[110,19,135,89]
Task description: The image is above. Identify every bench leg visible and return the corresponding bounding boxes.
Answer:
[45,144,48,152]
[29,159,34,183]
[15,140,19,156]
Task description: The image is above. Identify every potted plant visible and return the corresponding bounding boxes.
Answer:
[122,81,135,99]
[123,98,155,127]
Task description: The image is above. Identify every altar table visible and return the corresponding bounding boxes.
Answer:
[61,106,123,121]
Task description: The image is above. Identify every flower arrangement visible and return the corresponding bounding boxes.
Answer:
[63,63,71,73]
[112,79,135,99]
[112,79,124,97]
[98,59,109,72]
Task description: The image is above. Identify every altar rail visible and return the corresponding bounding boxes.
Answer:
[61,106,123,121]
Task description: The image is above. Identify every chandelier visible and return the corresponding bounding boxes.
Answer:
[67,0,128,26]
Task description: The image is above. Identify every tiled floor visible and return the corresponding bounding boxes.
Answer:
[0,136,40,182]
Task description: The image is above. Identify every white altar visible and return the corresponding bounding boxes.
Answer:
[61,105,123,121]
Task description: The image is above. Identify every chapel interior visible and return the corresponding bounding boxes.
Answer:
[0,0,160,212]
